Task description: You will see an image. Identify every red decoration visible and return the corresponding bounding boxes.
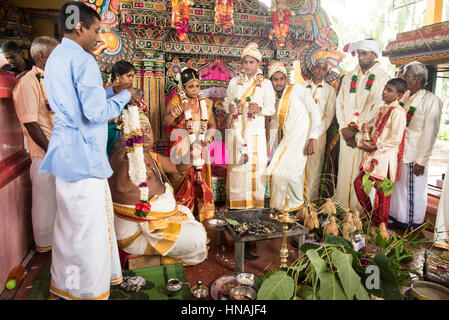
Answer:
[269,0,294,48]
[214,0,234,29]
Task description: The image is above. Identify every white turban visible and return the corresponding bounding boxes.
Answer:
[344,39,381,57]
[242,42,262,62]
[268,60,287,79]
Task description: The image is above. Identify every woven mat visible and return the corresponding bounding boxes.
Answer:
[27,259,191,300]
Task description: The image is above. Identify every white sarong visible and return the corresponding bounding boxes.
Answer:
[435,164,449,250]
[30,156,56,252]
[50,178,122,300]
[114,183,207,266]
[389,163,428,228]
[266,84,321,211]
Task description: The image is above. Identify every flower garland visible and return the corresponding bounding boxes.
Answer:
[365,74,376,90]
[349,74,376,94]
[178,89,208,170]
[233,73,264,122]
[306,83,323,89]
[269,0,294,48]
[171,0,192,41]
[405,106,416,127]
[122,105,151,218]
[398,100,415,126]
[400,89,427,128]
[231,73,264,164]
[34,68,54,123]
[349,75,357,93]
[214,0,234,29]
[348,121,359,132]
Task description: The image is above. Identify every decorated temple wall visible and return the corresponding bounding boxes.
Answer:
[3,0,344,149]
[94,0,343,148]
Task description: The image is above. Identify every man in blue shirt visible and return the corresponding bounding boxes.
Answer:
[40,1,141,300]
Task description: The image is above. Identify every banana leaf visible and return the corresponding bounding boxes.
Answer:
[331,250,370,300]
[257,271,295,300]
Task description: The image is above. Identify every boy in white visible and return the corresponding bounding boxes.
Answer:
[354,78,407,228]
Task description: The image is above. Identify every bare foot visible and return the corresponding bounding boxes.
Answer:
[47,292,62,300]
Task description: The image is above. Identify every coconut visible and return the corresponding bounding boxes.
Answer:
[353,210,363,231]
[320,198,337,215]
[323,216,339,236]
[379,222,390,241]
[296,206,307,222]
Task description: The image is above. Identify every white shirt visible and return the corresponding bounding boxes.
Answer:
[336,62,390,130]
[402,89,442,166]
[302,79,336,137]
[223,69,276,136]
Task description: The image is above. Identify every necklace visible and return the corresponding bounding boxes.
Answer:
[122,105,151,218]
[178,89,208,170]
[189,97,200,113]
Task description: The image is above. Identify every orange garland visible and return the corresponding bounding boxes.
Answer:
[269,0,294,48]
[171,0,192,41]
[214,0,234,29]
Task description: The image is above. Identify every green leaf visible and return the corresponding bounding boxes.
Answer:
[262,269,277,283]
[225,218,241,227]
[331,250,370,300]
[324,234,354,252]
[370,253,402,300]
[375,228,388,249]
[362,177,375,197]
[296,285,316,300]
[306,249,326,277]
[257,271,295,300]
[318,272,347,300]
[362,172,371,186]
[299,242,320,253]
[378,178,394,196]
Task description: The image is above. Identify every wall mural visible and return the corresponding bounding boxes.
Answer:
[83,0,136,73]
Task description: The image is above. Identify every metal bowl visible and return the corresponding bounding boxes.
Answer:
[166,278,182,296]
[411,281,449,300]
[229,286,257,300]
[208,218,227,231]
[236,273,256,287]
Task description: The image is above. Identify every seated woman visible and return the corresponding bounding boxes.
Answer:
[108,111,207,266]
[162,68,217,222]
[107,60,146,157]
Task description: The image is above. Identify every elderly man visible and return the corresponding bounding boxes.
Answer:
[12,36,59,253]
[109,113,208,266]
[223,42,276,209]
[389,62,442,229]
[1,41,33,78]
[302,58,336,202]
[335,39,390,211]
[265,61,321,211]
